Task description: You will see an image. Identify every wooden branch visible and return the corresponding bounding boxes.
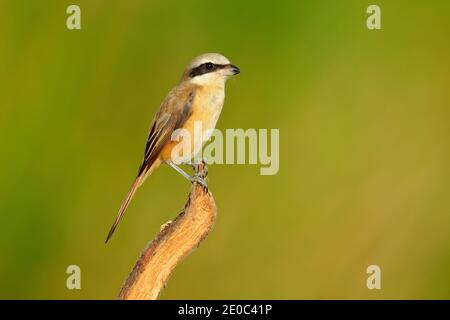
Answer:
[118,162,217,300]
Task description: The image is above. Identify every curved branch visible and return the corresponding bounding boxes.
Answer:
[118,163,217,300]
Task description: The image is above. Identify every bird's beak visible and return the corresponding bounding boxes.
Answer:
[227,64,240,75]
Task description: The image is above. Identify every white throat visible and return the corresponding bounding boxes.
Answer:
[189,72,227,88]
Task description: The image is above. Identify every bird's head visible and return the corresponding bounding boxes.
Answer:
[182,53,240,86]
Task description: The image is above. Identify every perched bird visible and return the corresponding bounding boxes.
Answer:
[105,53,240,242]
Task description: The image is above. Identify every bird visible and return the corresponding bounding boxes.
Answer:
[105,53,240,243]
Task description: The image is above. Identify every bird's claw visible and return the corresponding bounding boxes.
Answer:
[190,173,208,191]
[190,160,208,178]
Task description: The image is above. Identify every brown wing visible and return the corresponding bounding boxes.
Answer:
[138,86,195,176]
[105,84,196,243]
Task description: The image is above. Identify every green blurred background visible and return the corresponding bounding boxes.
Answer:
[0,0,449,299]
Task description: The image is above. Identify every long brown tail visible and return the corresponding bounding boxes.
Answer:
[105,177,142,243]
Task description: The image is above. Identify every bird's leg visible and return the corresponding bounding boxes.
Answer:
[165,160,192,180]
[186,156,206,168]
[186,157,208,176]
[165,160,208,189]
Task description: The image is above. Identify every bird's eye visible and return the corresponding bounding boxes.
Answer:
[205,63,214,70]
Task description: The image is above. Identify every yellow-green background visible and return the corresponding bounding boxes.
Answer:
[0,0,449,299]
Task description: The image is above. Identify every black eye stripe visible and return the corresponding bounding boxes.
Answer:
[189,63,226,78]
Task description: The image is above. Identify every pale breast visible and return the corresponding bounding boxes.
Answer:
[191,86,224,137]
[180,86,225,159]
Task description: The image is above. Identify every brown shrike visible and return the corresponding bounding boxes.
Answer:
[106,53,240,242]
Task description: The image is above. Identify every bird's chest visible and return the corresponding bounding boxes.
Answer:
[191,88,225,131]
[168,86,225,161]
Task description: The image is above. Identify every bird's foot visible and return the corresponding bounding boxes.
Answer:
[192,160,208,177]
[189,173,208,191]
